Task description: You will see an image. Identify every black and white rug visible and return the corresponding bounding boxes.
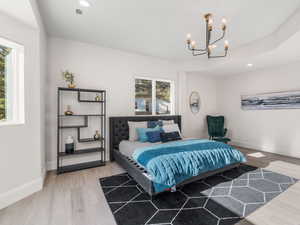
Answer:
[99,165,298,225]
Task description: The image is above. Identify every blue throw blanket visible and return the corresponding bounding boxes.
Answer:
[133,139,246,193]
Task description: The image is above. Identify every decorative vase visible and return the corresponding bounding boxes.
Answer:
[65,136,75,154]
[94,130,101,140]
[64,105,74,115]
[68,81,76,89]
[95,94,101,101]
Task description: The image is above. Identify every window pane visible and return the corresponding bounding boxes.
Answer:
[156,81,171,115]
[135,79,152,115]
[0,45,11,121]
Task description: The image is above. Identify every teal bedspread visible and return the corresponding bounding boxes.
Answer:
[132,139,246,193]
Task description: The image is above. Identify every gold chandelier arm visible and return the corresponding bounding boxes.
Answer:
[187,44,206,52]
[193,51,207,56]
[208,50,228,58]
[210,30,226,45]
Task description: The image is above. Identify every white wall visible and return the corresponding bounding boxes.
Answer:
[46,37,185,169]
[217,62,300,158]
[46,38,220,169]
[0,11,45,209]
[30,0,48,178]
[183,72,218,138]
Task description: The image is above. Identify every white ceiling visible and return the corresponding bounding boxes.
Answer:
[38,0,300,61]
[0,0,37,28]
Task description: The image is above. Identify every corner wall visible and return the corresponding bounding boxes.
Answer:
[217,62,300,158]
[0,13,44,209]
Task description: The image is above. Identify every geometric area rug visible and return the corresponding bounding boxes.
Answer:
[99,165,298,225]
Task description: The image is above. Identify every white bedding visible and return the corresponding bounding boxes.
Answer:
[119,138,192,158]
[119,141,160,158]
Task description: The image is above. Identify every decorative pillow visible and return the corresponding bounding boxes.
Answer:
[128,121,147,141]
[136,126,162,142]
[147,120,163,128]
[162,123,181,137]
[159,120,174,125]
[160,131,182,143]
[146,130,163,143]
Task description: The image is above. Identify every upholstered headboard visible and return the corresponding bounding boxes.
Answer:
[109,115,181,161]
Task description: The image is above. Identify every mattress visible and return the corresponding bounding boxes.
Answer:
[119,141,159,158]
[119,138,192,158]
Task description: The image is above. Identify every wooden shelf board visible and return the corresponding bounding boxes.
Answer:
[59,147,104,157]
[58,160,105,174]
[59,114,105,117]
[78,137,104,143]
[78,100,105,103]
[58,87,105,93]
[59,125,87,129]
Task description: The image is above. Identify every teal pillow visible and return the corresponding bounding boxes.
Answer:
[136,126,161,142]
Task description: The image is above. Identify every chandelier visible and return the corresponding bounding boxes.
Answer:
[186,13,229,58]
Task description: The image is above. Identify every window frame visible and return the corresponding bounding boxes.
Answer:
[0,37,24,126]
[134,76,175,116]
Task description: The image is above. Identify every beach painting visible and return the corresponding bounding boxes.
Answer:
[241,90,300,110]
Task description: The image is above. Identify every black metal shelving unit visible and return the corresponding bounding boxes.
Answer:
[57,87,106,174]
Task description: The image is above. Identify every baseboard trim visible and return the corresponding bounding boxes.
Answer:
[0,177,43,210]
[47,160,56,171]
[46,153,109,171]
[231,140,262,151]
[231,139,300,159]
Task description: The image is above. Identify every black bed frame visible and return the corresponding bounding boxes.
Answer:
[109,115,240,196]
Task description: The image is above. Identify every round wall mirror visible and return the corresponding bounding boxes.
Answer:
[189,91,200,114]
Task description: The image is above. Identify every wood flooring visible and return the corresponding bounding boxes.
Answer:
[1,146,300,225]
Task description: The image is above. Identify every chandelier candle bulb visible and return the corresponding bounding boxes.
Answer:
[186,33,191,44]
[191,40,196,49]
[204,13,212,22]
[208,18,213,31]
[222,18,227,30]
[224,40,229,50]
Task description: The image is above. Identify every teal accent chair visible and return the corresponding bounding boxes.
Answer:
[206,115,231,144]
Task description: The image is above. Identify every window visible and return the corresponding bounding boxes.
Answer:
[135,77,174,115]
[0,45,11,121]
[0,37,24,125]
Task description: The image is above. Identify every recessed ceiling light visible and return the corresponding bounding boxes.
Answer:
[247,63,253,67]
[79,0,91,7]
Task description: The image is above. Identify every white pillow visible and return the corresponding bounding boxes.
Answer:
[160,120,174,125]
[128,121,147,141]
[162,123,182,137]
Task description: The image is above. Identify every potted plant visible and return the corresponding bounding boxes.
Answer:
[62,70,76,88]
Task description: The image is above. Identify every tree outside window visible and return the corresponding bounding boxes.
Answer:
[0,45,11,121]
[135,78,174,115]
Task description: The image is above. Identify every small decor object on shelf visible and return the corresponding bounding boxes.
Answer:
[64,105,74,115]
[94,130,101,140]
[65,136,75,154]
[62,70,76,88]
[95,94,101,102]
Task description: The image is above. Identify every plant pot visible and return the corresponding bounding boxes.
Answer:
[68,82,76,88]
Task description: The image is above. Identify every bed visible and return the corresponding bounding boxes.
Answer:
[109,115,246,196]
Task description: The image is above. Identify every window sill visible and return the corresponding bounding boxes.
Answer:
[0,120,24,127]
